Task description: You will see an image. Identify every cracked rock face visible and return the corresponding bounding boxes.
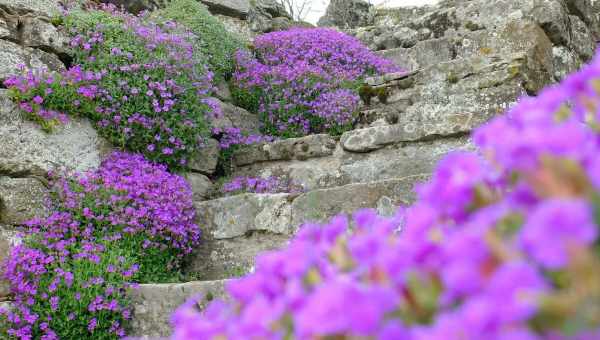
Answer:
[0,177,49,225]
[0,90,112,177]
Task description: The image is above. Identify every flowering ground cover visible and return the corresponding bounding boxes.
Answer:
[4,4,217,170]
[1,152,200,339]
[232,28,400,138]
[171,50,600,340]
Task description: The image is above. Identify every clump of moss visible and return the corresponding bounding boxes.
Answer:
[447,72,459,84]
[359,85,390,105]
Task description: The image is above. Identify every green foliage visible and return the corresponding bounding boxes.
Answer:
[153,0,247,80]
[231,86,261,113]
[6,7,216,170]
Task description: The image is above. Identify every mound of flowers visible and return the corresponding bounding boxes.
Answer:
[233,28,400,138]
[171,51,600,338]
[1,152,200,339]
[3,4,217,170]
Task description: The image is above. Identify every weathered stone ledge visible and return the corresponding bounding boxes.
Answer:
[128,280,229,338]
[232,134,337,167]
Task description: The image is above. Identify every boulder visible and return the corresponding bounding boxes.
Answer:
[0,177,49,225]
[317,0,374,29]
[0,39,64,83]
[0,90,112,177]
[128,280,228,338]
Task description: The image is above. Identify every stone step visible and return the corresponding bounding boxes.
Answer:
[0,279,229,339]
[185,175,426,280]
[128,280,229,338]
[232,131,472,193]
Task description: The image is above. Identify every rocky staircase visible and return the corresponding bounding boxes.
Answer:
[1,0,600,338]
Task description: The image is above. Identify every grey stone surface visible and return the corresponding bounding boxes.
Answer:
[195,193,294,240]
[200,0,250,18]
[189,138,219,175]
[0,39,64,83]
[232,134,337,167]
[340,118,473,153]
[208,97,260,135]
[128,280,228,338]
[234,137,472,192]
[0,177,49,225]
[185,232,288,280]
[290,175,424,227]
[377,37,454,71]
[317,0,373,28]
[184,172,213,201]
[0,8,69,55]
[0,90,112,177]
[0,0,61,17]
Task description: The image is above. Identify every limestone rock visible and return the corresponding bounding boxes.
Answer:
[0,0,61,17]
[194,193,294,240]
[290,176,424,227]
[0,177,49,225]
[183,172,213,201]
[378,37,454,71]
[340,118,473,153]
[208,97,260,135]
[0,39,64,83]
[232,134,337,167]
[0,90,112,177]
[0,8,70,55]
[233,136,472,192]
[552,45,582,80]
[185,232,288,280]
[200,0,250,19]
[568,15,595,61]
[317,0,373,28]
[128,280,228,338]
[189,138,219,175]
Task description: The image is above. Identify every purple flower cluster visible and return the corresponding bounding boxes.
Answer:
[3,5,215,169]
[171,50,600,339]
[211,127,274,149]
[1,152,200,339]
[221,176,304,195]
[233,28,400,137]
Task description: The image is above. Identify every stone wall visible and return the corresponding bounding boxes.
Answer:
[349,0,599,81]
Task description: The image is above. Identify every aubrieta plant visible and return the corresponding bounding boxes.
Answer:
[172,51,600,339]
[1,152,200,339]
[152,0,246,80]
[3,4,217,170]
[233,28,400,138]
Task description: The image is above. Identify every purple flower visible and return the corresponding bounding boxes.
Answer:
[519,199,597,269]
